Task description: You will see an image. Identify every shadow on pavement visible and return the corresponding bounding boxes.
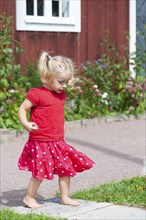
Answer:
[66,137,143,165]
[0,189,44,208]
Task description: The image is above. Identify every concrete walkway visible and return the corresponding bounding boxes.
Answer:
[1,117,146,219]
[12,199,146,220]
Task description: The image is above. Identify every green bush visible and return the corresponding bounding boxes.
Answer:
[65,37,146,120]
[25,61,42,88]
[0,14,30,130]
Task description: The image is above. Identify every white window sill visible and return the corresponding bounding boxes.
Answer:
[25,17,75,26]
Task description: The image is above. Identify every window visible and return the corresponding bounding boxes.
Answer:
[52,0,69,17]
[26,0,44,16]
[16,0,81,32]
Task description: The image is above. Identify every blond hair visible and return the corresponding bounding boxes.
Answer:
[38,51,74,85]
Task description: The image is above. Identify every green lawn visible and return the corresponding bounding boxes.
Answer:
[0,210,66,220]
[0,176,145,220]
[72,176,146,208]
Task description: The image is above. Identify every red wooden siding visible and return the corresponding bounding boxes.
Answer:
[0,0,129,71]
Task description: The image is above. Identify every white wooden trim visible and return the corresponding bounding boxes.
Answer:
[129,0,136,77]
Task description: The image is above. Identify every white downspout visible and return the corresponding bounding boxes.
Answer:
[129,0,136,77]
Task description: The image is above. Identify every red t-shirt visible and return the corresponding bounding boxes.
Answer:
[26,86,66,141]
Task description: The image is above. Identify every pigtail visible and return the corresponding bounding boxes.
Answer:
[38,51,52,83]
[38,51,48,76]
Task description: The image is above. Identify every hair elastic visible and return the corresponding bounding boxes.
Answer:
[48,55,52,60]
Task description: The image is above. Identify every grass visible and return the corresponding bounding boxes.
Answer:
[0,209,66,220]
[71,176,146,208]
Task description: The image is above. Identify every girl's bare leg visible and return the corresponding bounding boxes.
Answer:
[23,176,42,208]
[59,176,79,206]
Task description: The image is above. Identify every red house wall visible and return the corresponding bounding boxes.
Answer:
[0,0,129,71]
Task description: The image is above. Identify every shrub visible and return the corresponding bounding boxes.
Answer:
[0,14,30,130]
[25,61,42,88]
[65,37,146,120]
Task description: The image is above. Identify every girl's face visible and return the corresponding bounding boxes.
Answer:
[49,73,71,93]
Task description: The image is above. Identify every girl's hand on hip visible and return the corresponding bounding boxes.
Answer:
[25,122,38,132]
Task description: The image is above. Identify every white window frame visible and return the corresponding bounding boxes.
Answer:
[16,0,81,32]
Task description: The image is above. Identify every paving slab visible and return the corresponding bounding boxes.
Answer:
[11,199,146,220]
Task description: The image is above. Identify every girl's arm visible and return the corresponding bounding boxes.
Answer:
[18,99,38,132]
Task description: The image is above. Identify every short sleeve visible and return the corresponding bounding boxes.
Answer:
[26,88,40,106]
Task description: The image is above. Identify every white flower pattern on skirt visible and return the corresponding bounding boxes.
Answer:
[18,139,95,180]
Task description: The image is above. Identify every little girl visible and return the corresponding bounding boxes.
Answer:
[18,51,95,208]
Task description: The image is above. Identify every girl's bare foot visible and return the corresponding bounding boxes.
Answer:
[23,197,41,209]
[60,197,80,206]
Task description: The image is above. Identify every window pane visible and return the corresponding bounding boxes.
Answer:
[62,0,69,17]
[26,0,34,15]
[52,0,59,17]
[37,0,44,16]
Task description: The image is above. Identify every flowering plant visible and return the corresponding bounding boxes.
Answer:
[65,39,146,120]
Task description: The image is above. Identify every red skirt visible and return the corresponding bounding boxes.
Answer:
[18,139,95,180]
